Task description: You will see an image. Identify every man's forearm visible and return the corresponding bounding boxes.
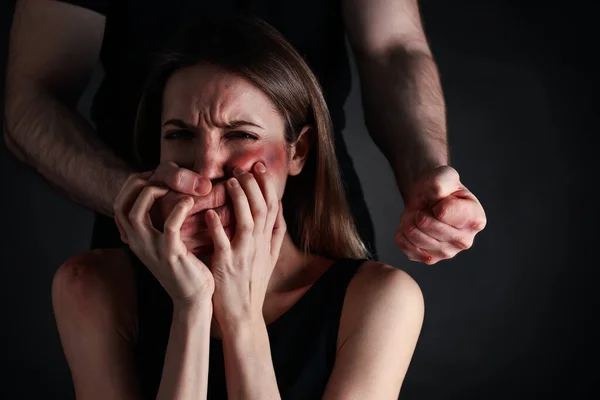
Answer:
[4,84,134,217]
[356,48,449,200]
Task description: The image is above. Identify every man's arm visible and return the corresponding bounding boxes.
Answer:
[4,0,134,217]
[343,0,448,201]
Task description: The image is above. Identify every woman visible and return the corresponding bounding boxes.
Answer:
[52,14,424,400]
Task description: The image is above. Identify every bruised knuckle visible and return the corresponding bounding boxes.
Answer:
[473,217,487,231]
[453,238,472,250]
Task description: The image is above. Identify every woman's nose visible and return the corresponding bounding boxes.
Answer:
[192,146,225,181]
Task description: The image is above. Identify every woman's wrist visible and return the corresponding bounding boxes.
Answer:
[173,295,214,324]
[216,308,265,337]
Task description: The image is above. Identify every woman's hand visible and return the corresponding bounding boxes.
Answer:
[208,162,287,326]
[113,172,215,308]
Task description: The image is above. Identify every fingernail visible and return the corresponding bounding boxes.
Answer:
[193,179,208,195]
[256,163,266,173]
[228,178,239,188]
[233,167,244,175]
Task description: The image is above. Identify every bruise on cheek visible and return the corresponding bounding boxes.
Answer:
[232,143,287,174]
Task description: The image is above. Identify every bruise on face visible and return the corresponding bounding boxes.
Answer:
[231,141,288,174]
[181,142,289,256]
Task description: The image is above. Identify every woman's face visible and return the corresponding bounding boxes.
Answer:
[157,63,308,255]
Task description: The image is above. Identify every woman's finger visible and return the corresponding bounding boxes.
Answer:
[270,201,287,261]
[129,185,170,245]
[234,167,267,233]
[253,162,279,234]
[114,173,151,243]
[113,215,129,244]
[206,209,231,256]
[226,177,254,248]
[163,196,195,256]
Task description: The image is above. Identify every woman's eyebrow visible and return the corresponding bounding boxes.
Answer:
[162,118,190,129]
[162,118,264,130]
[224,120,264,130]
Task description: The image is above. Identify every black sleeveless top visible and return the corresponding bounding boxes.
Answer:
[129,250,367,400]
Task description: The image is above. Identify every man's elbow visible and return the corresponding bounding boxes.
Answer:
[354,41,433,70]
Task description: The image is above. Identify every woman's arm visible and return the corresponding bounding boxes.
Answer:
[156,300,213,400]
[323,262,425,399]
[219,316,280,400]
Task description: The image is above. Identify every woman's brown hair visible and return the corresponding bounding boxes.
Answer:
[134,13,369,260]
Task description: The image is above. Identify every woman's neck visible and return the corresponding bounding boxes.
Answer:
[268,232,329,294]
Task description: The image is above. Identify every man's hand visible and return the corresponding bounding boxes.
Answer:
[395,166,486,265]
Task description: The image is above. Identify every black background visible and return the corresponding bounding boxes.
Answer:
[1,0,597,398]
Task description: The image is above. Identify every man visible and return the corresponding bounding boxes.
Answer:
[4,0,486,265]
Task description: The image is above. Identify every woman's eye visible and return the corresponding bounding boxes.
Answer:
[163,130,192,140]
[227,131,258,141]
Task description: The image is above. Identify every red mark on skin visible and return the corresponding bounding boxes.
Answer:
[183,143,287,256]
[231,142,287,174]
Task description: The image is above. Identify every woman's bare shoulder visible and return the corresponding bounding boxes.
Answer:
[353,260,422,297]
[343,260,424,324]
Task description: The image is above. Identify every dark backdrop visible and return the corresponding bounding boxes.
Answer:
[1,1,597,398]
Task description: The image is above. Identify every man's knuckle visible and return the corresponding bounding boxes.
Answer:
[474,217,487,231]
[434,204,450,220]
[439,249,453,259]
[415,212,429,228]
[173,170,185,189]
[453,238,472,250]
